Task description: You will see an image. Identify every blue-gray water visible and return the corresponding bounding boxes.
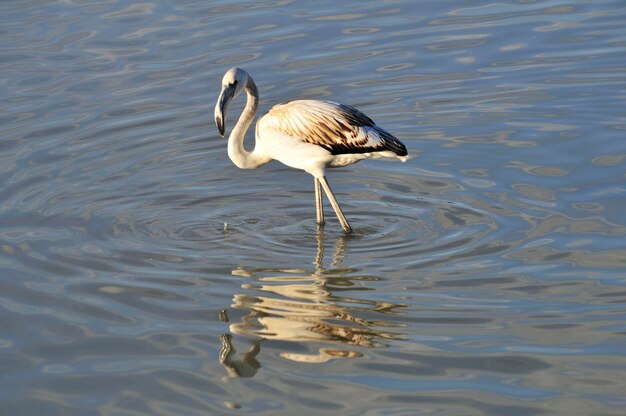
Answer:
[1,1,626,414]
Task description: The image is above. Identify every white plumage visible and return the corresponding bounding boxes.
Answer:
[214,67,408,233]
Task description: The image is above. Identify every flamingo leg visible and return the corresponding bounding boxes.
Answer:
[318,176,352,233]
[315,178,325,226]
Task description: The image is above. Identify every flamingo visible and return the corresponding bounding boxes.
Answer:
[214,67,408,233]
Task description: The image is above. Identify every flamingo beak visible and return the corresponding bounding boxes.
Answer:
[215,85,235,137]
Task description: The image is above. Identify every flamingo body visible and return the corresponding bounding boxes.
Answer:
[257,100,407,176]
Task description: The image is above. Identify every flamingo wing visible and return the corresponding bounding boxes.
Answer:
[261,100,407,157]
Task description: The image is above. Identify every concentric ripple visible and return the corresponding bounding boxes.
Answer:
[162,167,502,264]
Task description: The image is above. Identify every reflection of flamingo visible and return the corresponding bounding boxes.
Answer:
[219,229,406,367]
[218,333,260,378]
[214,67,409,233]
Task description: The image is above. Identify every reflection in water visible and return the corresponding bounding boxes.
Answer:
[219,333,261,378]
[219,229,406,375]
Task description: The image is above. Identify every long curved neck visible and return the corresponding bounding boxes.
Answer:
[227,77,269,169]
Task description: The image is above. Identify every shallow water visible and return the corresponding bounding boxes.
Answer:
[1,0,626,414]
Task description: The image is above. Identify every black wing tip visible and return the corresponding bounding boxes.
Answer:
[325,127,408,156]
[327,141,408,156]
[376,127,408,156]
[393,144,408,156]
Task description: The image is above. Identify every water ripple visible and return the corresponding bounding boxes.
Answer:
[2,0,626,414]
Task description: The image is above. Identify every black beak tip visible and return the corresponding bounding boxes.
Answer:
[216,117,225,137]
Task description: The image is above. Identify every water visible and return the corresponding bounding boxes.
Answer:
[1,0,625,414]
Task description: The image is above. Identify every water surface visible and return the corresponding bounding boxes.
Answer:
[1,0,626,414]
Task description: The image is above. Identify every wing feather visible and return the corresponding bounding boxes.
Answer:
[261,100,407,156]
